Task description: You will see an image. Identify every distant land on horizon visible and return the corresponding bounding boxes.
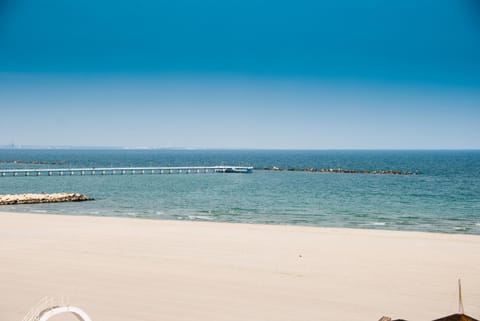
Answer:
[0,145,478,151]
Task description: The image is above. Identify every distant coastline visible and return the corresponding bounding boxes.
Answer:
[1,145,479,151]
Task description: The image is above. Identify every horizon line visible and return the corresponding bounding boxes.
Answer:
[0,145,479,151]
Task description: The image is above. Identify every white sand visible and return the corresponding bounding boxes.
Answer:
[0,212,479,321]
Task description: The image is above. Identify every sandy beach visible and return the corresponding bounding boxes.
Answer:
[1,212,479,321]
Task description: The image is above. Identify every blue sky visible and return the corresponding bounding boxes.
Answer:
[0,0,479,149]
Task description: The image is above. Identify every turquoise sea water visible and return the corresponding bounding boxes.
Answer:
[0,150,479,234]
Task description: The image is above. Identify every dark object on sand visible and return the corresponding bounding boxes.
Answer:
[378,280,479,321]
[433,314,479,321]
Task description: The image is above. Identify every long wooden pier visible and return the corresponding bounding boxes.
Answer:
[0,166,253,177]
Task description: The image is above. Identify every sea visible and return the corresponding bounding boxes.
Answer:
[0,149,479,234]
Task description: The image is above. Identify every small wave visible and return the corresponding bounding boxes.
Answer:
[32,210,48,213]
[476,223,480,227]
[454,226,468,231]
[359,222,387,227]
[188,215,213,221]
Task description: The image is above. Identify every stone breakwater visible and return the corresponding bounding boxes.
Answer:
[0,160,66,165]
[0,193,93,205]
[258,167,417,175]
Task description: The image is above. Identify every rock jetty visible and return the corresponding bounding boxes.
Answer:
[0,160,66,165]
[0,193,93,205]
[258,167,417,175]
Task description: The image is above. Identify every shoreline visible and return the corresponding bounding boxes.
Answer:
[3,210,480,241]
[1,211,479,321]
[1,208,479,236]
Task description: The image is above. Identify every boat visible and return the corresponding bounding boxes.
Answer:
[214,166,253,173]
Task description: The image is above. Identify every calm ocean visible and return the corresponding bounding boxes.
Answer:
[0,149,479,234]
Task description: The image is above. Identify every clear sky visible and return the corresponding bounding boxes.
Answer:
[0,0,479,149]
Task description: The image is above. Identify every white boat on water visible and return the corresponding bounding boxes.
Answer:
[214,166,253,173]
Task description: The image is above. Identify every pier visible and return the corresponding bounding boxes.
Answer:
[0,166,254,177]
